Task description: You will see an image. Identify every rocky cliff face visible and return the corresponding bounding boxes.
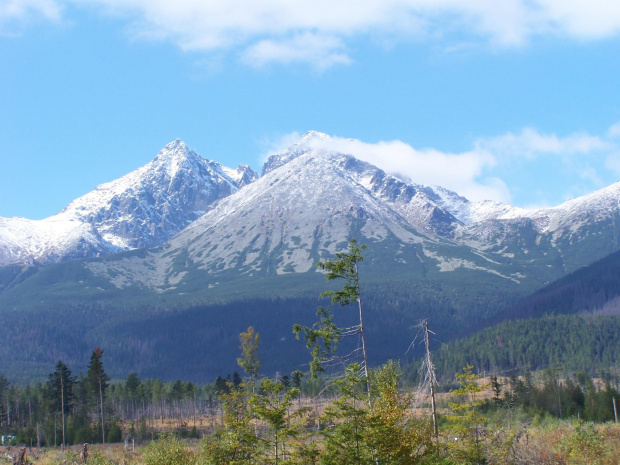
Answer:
[79,133,620,295]
[3,131,620,288]
[0,140,258,265]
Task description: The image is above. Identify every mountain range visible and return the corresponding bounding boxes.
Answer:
[2,131,620,382]
[0,139,257,266]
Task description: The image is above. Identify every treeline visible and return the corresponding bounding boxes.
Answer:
[487,369,620,422]
[430,314,620,378]
[1,340,619,464]
[39,363,620,465]
[0,360,214,446]
[0,349,121,447]
[0,356,314,447]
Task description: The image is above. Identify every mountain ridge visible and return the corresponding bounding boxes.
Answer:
[2,131,620,381]
[0,140,258,265]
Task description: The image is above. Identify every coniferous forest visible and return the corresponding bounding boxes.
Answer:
[1,242,619,464]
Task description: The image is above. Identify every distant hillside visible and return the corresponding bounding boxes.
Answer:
[488,247,620,325]
[429,314,620,379]
[423,249,620,379]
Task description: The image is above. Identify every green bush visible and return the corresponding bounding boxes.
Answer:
[556,421,606,465]
[141,434,195,465]
[107,418,123,443]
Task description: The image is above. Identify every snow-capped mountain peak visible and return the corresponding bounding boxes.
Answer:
[296,130,332,145]
[150,139,210,179]
[0,140,258,265]
[3,131,620,282]
[262,131,333,176]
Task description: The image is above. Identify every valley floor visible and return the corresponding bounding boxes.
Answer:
[10,420,620,465]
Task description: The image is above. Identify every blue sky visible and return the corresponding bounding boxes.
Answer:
[1,1,619,219]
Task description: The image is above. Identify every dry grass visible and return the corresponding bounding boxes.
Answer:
[7,421,620,465]
[4,443,143,465]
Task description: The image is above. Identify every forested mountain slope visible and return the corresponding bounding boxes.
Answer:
[3,132,620,382]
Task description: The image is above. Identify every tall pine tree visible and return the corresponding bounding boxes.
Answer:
[85,348,110,444]
[46,361,76,447]
[0,374,9,435]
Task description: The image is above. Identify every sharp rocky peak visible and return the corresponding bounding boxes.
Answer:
[150,139,208,176]
[0,140,257,264]
[296,130,332,145]
[262,131,333,176]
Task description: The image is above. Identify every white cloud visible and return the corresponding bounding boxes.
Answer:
[475,127,609,159]
[267,133,511,203]
[0,0,62,32]
[608,122,620,139]
[536,0,620,39]
[266,124,620,205]
[5,0,618,67]
[258,131,303,165]
[475,127,615,200]
[242,33,352,70]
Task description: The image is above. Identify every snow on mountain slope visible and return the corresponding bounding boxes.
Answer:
[84,137,515,290]
[3,130,620,284]
[458,181,620,244]
[221,164,259,187]
[0,140,258,266]
[262,131,333,175]
[86,147,436,289]
[82,131,620,291]
[0,216,119,265]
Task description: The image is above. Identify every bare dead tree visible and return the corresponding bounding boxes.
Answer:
[408,319,439,439]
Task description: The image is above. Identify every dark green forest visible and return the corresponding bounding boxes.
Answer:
[0,278,522,384]
[429,315,620,379]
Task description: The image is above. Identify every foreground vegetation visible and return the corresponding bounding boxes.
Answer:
[3,364,620,465]
[2,241,619,463]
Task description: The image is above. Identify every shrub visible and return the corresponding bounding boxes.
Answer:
[141,434,195,465]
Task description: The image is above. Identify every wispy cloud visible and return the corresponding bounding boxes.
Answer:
[266,132,510,203]
[242,33,352,70]
[475,127,609,159]
[266,125,620,205]
[4,1,620,67]
[0,0,62,33]
[475,127,614,197]
[608,122,620,139]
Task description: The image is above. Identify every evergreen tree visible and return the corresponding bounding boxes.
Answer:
[237,326,261,388]
[367,360,434,464]
[0,374,9,434]
[446,365,489,464]
[46,361,76,447]
[291,370,303,389]
[232,372,243,390]
[294,239,371,406]
[250,378,306,464]
[125,373,141,401]
[214,376,229,396]
[321,364,373,465]
[201,382,259,464]
[491,375,503,406]
[84,348,110,444]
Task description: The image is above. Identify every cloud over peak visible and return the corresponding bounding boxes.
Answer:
[266,123,620,207]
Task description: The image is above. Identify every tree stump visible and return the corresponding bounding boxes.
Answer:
[13,446,27,465]
[79,443,88,463]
